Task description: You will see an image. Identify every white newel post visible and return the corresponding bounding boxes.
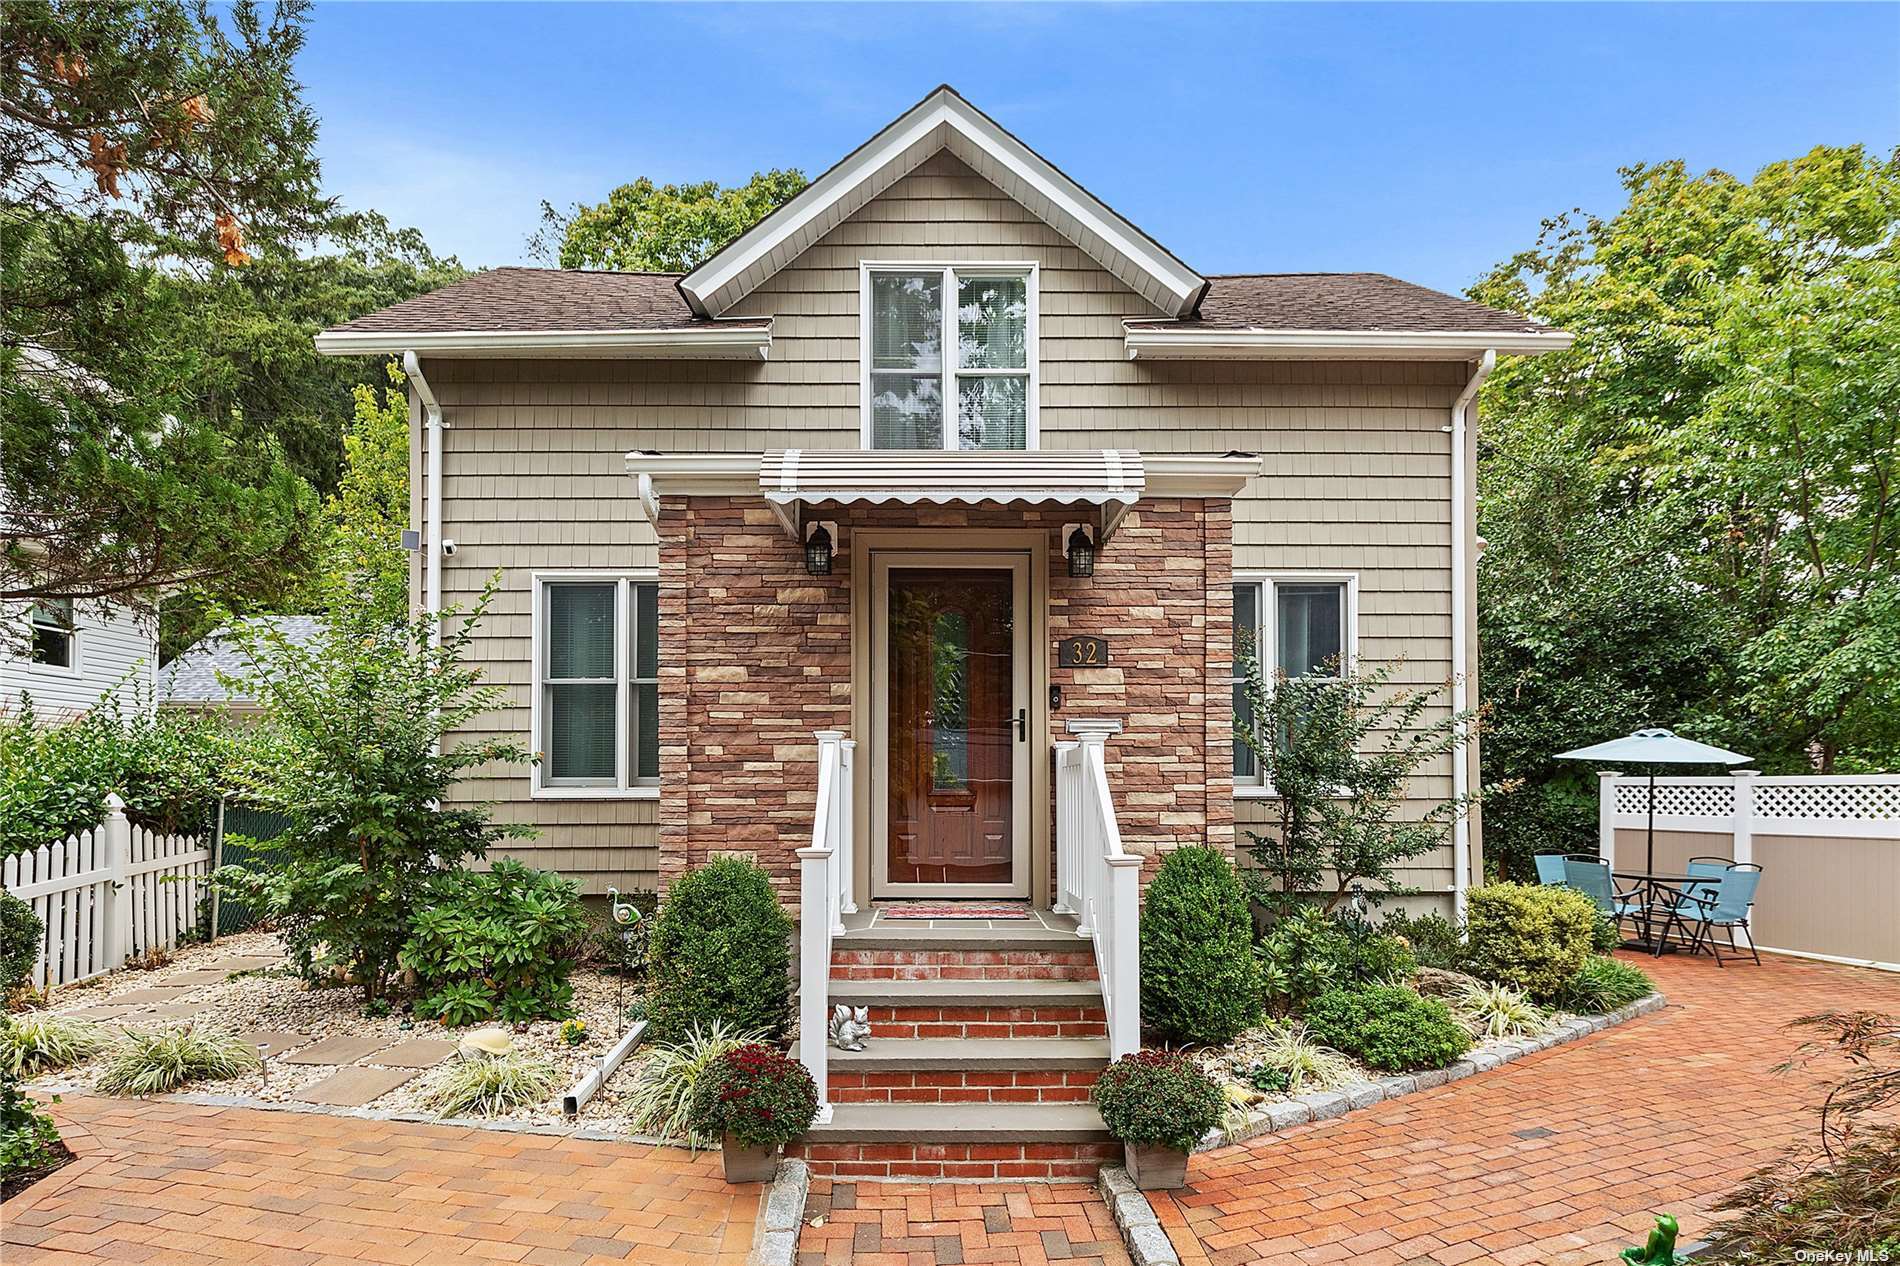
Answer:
[1052,740,1078,915]
[1597,771,1621,871]
[101,793,132,972]
[796,845,832,1121]
[1730,769,1757,867]
[1105,852,1142,1059]
[838,739,858,918]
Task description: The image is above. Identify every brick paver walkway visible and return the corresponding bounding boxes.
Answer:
[798,1178,1133,1265]
[2,1097,764,1265]
[1159,950,1900,1266]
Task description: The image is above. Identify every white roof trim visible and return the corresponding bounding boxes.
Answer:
[1123,326,1573,361]
[314,325,772,360]
[679,86,1206,320]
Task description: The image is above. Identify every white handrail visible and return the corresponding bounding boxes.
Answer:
[1055,725,1141,1059]
[796,730,852,1123]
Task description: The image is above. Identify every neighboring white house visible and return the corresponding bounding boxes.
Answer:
[159,614,323,715]
[0,597,158,718]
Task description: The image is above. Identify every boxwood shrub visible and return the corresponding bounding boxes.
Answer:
[0,893,41,999]
[1139,845,1262,1046]
[647,856,792,1043]
[1304,984,1472,1072]
[1463,883,1598,1002]
[1091,1049,1226,1153]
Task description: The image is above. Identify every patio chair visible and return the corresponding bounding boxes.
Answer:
[1677,856,1732,910]
[1672,864,1764,967]
[1561,856,1646,924]
[1534,854,1569,886]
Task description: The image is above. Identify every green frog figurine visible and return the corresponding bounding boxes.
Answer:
[1620,1214,1679,1265]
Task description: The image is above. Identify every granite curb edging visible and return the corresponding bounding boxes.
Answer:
[749,1158,811,1266]
[1101,991,1668,1266]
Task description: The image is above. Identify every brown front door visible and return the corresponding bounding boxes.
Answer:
[873,558,1029,896]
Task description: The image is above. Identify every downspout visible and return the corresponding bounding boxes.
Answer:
[1448,349,1495,923]
[403,351,444,642]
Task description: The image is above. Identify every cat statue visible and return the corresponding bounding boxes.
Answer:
[829,1004,871,1052]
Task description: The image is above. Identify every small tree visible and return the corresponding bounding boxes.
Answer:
[210,580,532,1002]
[1238,656,1479,913]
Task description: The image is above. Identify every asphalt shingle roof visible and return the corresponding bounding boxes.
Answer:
[160,615,323,704]
[1134,273,1551,335]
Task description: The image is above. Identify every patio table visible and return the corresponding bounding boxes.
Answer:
[1611,871,1706,955]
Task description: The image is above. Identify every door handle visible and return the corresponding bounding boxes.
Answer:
[1015,708,1027,742]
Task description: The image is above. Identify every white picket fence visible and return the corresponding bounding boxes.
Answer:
[2,794,213,988]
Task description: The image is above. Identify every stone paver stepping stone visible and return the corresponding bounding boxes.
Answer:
[56,1003,136,1020]
[365,1039,457,1069]
[278,1034,388,1065]
[237,1030,311,1058]
[124,1003,208,1021]
[107,986,197,1004]
[293,1066,418,1107]
[158,969,229,986]
[205,955,284,972]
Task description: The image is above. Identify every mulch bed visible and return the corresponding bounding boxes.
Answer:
[2,1138,75,1203]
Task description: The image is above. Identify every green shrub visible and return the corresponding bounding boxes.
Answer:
[623,1021,761,1143]
[647,857,792,1043]
[1590,914,1623,954]
[0,893,41,998]
[405,859,589,1026]
[424,1052,556,1116]
[1092,1049,1226,1153]
[1305,985,1472,1072]
[1383,910,1465,971]
[1256,906,1414,1016]
[1,1014,106,1075]
[688,1043,819,1149]
[1139,846,1261,1045]
[1556,956,1656,1014]
[1463,883,1598,1001]
[1,1068,62,1186]
[94,1024,259,1095]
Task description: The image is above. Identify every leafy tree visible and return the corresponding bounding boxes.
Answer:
[294,361,411,623]
[530,169,807,272]
[1237,658,1477,913]
[210,581,533,1003]
[1471,145,1900,874]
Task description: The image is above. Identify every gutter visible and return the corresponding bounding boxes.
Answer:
[316,325,772,360]
[1449,350,1496,922]
[1123,326,1571,361]
[403,351,444,640]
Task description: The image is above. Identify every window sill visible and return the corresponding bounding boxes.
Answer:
[1235,784,1280,800]
[531,785,660,801]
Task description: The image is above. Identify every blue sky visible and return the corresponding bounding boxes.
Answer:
[298,2,1898,295]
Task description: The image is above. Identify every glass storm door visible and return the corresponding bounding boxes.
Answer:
[872,557,1030,897]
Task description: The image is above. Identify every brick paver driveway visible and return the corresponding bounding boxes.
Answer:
[1158,951,1900,1266]
[2,1097,763,1265]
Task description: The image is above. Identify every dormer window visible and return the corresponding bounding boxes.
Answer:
[863,264,1037,450]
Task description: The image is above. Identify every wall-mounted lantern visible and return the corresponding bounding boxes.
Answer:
[1065,524,1095,578]
[804,521,835,576]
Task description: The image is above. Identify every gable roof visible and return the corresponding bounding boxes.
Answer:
[1138,274,1550,336]
[678,85,1207,320]
[160,615,323,706]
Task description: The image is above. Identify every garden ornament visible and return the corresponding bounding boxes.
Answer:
[829,1004,871,1051]
[1619,1213,1679,1265]
[458,1026,514,1060]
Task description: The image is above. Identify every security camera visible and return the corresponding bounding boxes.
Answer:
[441,538,458,557]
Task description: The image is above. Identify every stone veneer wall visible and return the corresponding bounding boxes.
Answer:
[655,494,1233,904]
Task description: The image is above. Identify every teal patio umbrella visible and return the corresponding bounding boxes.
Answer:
[1555,728,1752,874]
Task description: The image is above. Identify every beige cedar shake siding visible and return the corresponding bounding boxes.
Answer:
[419,151,1470,901]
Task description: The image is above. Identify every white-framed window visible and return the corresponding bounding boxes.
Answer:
[1232,573,1358,790]
[860,262,1038,451]
[26,597,77,672]
[531,572,659,798]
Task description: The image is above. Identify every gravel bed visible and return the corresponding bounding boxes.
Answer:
[22,931,655,1127]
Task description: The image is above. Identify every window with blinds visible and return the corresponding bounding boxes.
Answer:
[538,576,659,791]
[1232,577,1354,787]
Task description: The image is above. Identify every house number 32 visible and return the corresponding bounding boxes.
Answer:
[1058,636,1110,668]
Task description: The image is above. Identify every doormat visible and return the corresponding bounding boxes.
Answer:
[879,903,1032,921]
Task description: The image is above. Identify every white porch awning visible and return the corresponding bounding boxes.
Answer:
[759,448,1144,540]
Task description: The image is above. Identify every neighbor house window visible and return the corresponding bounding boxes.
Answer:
[536,576,658,793]
[27,598,75,670]
[865,265,1035,450]
[1232,577,1354,786]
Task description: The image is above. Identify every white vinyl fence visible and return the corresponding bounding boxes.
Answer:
[2,793,213,988]
[1598,771,1900,970]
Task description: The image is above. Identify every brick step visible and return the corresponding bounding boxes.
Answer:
[798,1101,1117,1178]
[832,922,1085,952]
[829,946,1099,982]
[794,1036,1109,1104]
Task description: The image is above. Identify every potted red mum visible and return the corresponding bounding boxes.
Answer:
[1091,1049,1225,1190]
[690,1042,820,1183]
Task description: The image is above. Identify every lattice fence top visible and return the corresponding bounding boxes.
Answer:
[1615,781,1734,818]
[1756,780,1900,822]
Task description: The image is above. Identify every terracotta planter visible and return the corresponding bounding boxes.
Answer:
[1124,1142,1189,1191]
[720,1135,778,1183]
